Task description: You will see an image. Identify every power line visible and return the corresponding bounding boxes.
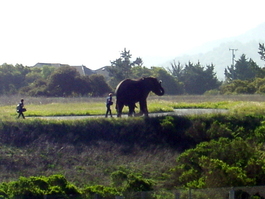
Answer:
[229,48,238,67]
[229,48,238,79]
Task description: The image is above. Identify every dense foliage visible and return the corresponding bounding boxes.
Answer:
[0,175,82,199]
[0,64,112,97]
[107,48,144,87]
[106,48,184,94]
[1,112,265,197]
[218,43,265,94]
[168,61,221,94]
[2,43,265,96]
[224,54,263,82]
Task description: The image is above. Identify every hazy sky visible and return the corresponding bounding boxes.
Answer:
[1,0,264,69]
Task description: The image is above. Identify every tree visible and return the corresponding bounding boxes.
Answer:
[131,66,152,79]
[73,76,92,96]
[47,66,82,96]
[151,67,183,95]
[173,62,220,94]
[25,68,42,84]
[167,60,183,80]
[224,54,262,82]
[89,74,112,96]
[42,65,56,79]
[107,48,143,87]
[258,43,265,61]
[19,78,48,96]
[0,63,29,94]
[221,79,256,94]
[170,137,262,188]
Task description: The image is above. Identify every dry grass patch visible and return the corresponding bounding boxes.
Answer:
[0,140,179,187]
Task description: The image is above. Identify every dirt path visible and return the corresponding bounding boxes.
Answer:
[30,109,228,120]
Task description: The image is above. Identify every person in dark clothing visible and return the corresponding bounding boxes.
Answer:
[17,99,26,119]
[105,93,113,117]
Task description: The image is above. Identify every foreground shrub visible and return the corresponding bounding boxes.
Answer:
[170,137,265,188]
[4,175,82,199]
[111,169,154,193]
[82,185,120,198]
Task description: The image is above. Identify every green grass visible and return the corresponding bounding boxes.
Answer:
[171,101,240,109]
[1,100,221,118]
[24,102,106,116]
[229,101,265,115]
[2,94,265,119]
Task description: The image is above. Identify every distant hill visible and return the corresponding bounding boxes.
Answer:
[163,22,265,80]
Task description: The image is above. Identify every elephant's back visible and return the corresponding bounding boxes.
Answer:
[115,79,136,94]
[115,79,141,102]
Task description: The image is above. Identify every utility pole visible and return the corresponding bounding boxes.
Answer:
[229,48,238,80]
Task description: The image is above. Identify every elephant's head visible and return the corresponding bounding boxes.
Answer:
[144,77,165,96]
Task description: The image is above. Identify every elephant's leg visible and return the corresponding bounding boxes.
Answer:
[134,104,142,116]
[139,100,148,117]
[135,103,146,117]
[128,104,135,117]
[117,104,124,117]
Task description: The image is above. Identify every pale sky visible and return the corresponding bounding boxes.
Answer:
[0,0,264,69]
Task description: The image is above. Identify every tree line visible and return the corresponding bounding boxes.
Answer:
[1,44,265,97]
[0,64,111,97]
[220,43,265,94]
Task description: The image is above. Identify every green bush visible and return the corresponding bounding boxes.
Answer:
[170,137,265,188]
[83,185,120,198]
[8,176,46,199]
[0,189,9,199]
[2,175,82,199]
[110,168,154,194]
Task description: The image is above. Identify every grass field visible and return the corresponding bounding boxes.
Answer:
[2,94,265,119]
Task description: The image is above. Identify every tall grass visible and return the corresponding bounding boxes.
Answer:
[0,117,182,187]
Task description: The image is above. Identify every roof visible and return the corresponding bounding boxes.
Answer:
[33,63,95,76]
[33,63,70,68]
[71,65,95,76]
[93,66,111,81]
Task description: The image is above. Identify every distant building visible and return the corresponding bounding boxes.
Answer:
[33,63,70,68]
[94,66,111,81]
[71,65,95,76]
[33,63,95,76]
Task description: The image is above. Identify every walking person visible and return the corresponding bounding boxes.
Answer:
[105,93,113,117]
[17,99,26,119]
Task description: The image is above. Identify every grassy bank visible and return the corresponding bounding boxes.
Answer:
[1,95,265,198]
[0,113,263,186]
[0,117,188,186]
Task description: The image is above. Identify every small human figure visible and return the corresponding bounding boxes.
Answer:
[105,93,113,117]
[17,99,26,119]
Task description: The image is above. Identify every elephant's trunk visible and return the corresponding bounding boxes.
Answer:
[156,80,164,96]
[157,87,164,96]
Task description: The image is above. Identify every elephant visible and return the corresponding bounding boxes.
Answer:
[115,77,165,117]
